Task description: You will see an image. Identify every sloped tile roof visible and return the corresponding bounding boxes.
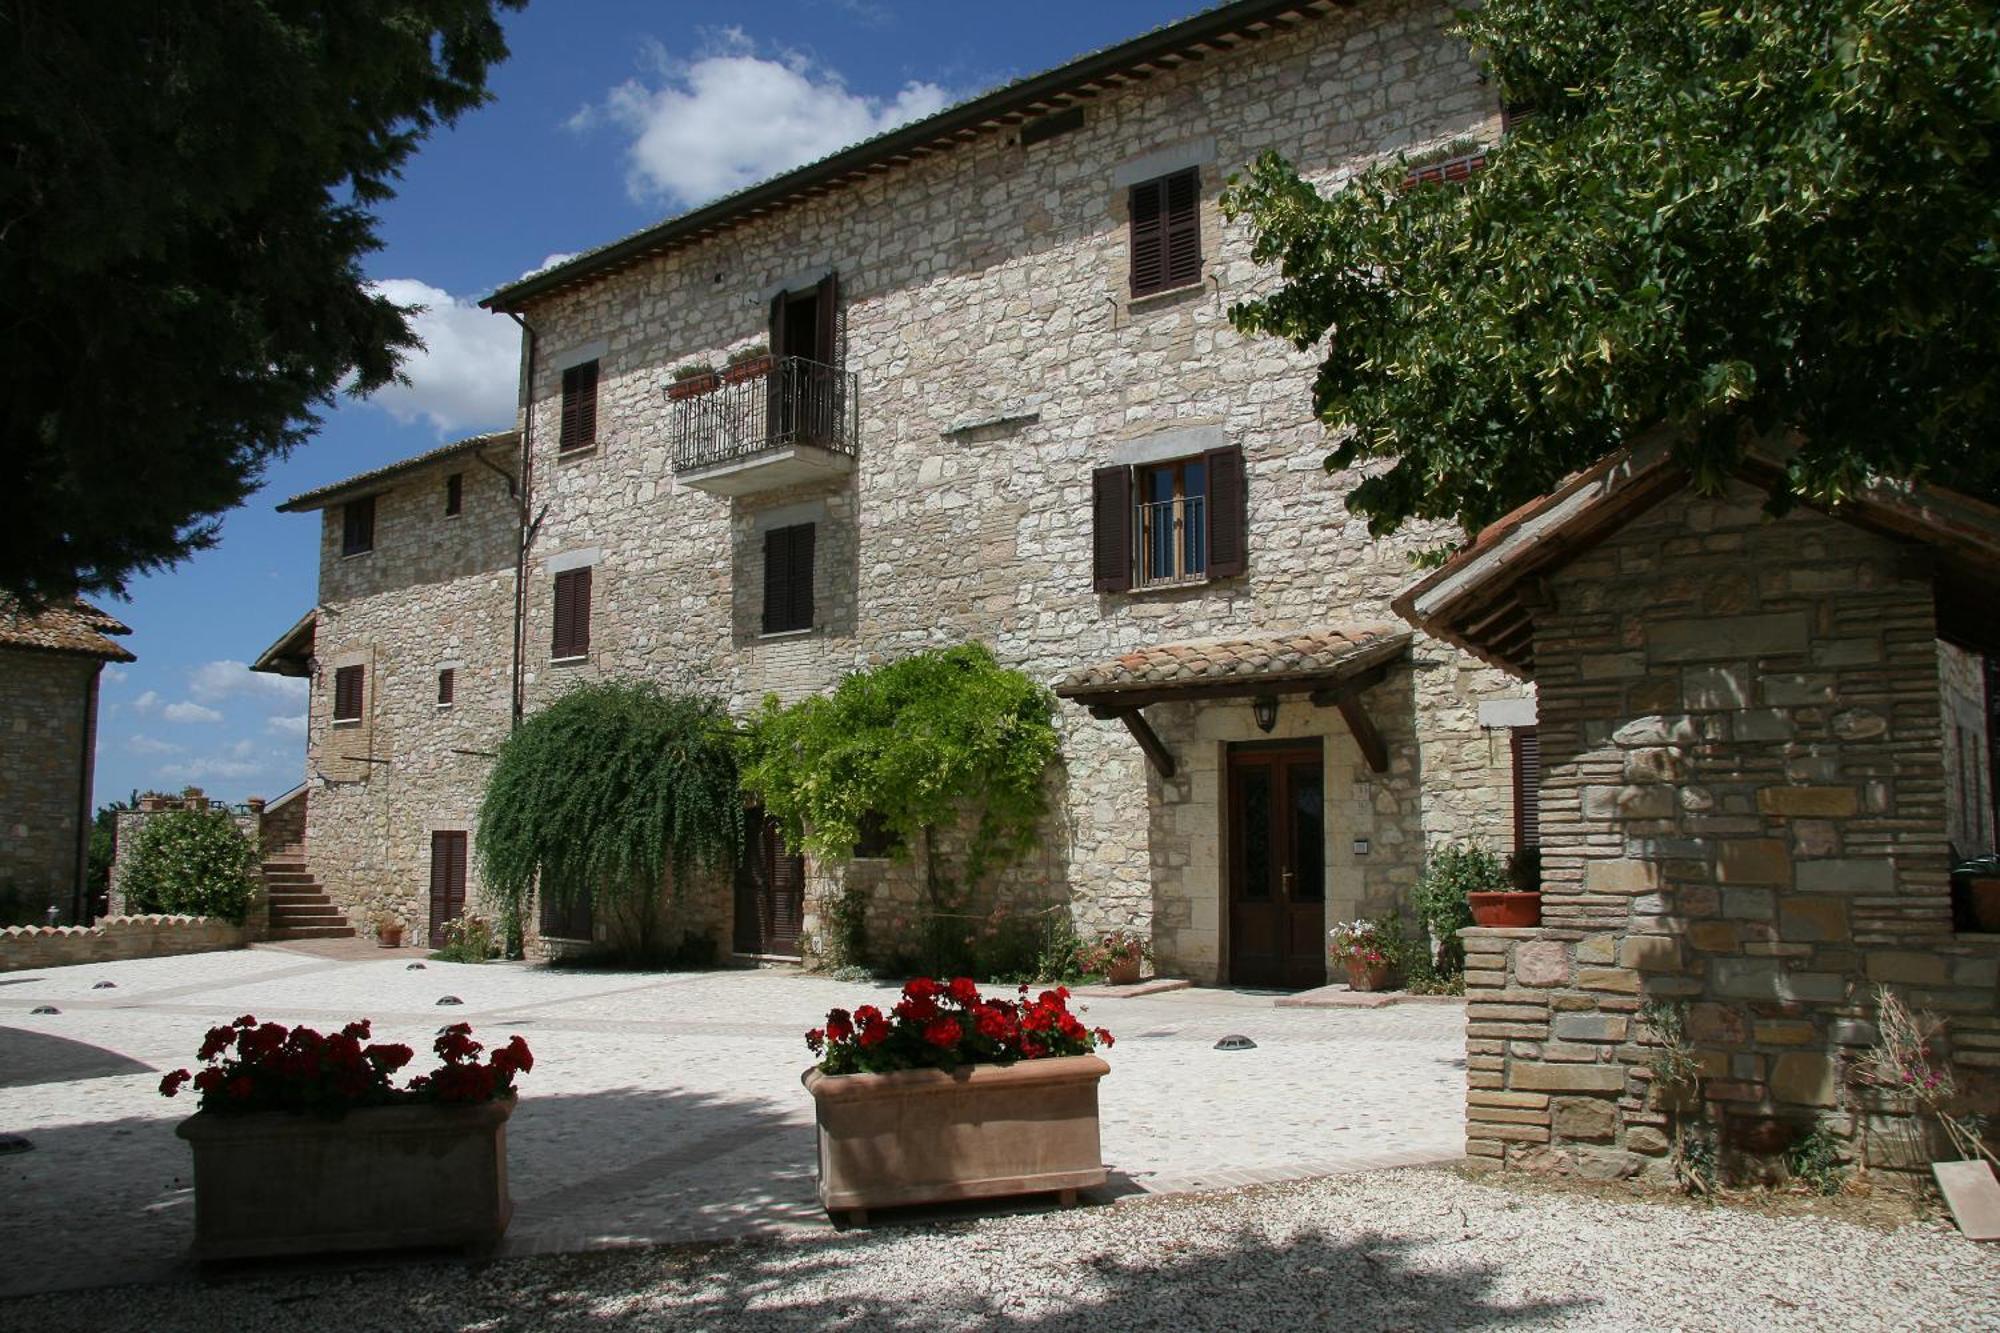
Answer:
[277,430,517,513]
[0,595,136,662]
[1057,625,1408,698]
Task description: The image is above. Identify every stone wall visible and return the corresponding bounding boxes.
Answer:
[301,453,519,943]
[0,648,99,920]
[502,0,1524,978]
[0,914,249,972]
[1462,482,2000,1182]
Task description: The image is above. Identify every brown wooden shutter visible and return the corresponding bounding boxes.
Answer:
[1512,726,1542,851]
[437,668,454,706]
[559,361,598,452]
[813,272,838,366]
[552,567,591,658]
[342,496,375,555]
[1204,445,1246,577]
[1164,168,1202,288]
[559,365,581,450]
[768,291,788,357]
[1092,466,1133,592]
[763,524,815,633]
[444,473,462,516]
[333,665,364,721]
[1128,177,1166,296]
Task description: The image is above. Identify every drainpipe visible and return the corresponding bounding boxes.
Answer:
[505,311,537,729]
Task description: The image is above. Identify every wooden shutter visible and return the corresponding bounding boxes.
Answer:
[1092,466,1133,592]
[768,291,788,358]
[437,668,454,706]
[445,473,462,516]
[333,665,364,722]
[763,524,815,633]
[1128,177,1166,296]
[342,496,374,555]
[1164,168,1202,288]
[1204,445,1246,577]
[813,272,838,366]
[559,361,598,452]
[552,567,591,658]
[429,831,468,949]
[1512,726,1542,851]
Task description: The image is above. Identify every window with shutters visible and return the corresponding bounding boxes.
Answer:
[1511,726,1542,853]
[444,473,463,516]
[551,567,592,660]
[762,523,815,635]
[1128,167,1202,298]
[341,496,375,556]
[558,359,600,454]
[436,668,455,708]
[1092,446,1245,593]
[332,664,365,724]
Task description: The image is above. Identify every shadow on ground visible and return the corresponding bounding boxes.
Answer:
[0,1025,155,1088]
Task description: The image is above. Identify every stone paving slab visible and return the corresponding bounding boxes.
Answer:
[0,952,1465,1296]
[1275,985,1470,1009]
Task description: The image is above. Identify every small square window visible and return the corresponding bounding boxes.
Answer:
[559,360,600,453]
[341,496,375,556]
[332,665,365,723]
[437,668,455,707]
[853,811,900,859]
[762,523,815,634]
[1128,167,1201,298]
[552,567,592,659]
[444,473,463,516]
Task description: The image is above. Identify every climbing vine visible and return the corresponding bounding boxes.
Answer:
[477,683,741,956]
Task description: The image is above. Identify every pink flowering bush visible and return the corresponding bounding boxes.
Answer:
[807,976,1113,1075]
[158,1015,532,1114]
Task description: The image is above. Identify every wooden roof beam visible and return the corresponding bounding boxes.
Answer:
[1089,705,1177,780]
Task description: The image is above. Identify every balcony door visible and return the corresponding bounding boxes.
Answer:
[1226,741,1327,989]
[768,272,839,445]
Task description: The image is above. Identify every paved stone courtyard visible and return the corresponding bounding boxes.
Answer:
[0,945,1465,1297]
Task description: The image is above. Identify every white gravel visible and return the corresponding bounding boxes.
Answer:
[7,1168,1997,1332]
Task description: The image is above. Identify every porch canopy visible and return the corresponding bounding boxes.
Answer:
[1055,625,1411,779]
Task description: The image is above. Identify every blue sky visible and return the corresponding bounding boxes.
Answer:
[92,1,1205,810]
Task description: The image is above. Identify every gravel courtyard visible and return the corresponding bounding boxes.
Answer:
[0,945,1463,1298]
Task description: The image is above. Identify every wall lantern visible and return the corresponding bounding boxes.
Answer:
[1252,696,1279,734]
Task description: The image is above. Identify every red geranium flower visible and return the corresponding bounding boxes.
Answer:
[922,1017,964,1049]
[947,977,981,1006]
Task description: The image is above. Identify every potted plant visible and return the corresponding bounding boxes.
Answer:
[373,913,405,949]
[1076,929,1149,985]
[1951,854,2000,933]
[1424,842,1538,928]
[1328,919,1392,991]
[721,343,772,384]
[666,360,719,400]
[161,1015,532,1259]
[801,977,1113,1224]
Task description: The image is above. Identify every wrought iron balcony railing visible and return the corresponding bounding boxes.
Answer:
[669,356,858,474]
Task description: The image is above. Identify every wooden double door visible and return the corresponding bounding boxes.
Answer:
[734,808,805,958]
[1226,742,1328,989]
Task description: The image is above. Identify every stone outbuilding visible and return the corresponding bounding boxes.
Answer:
[0,595,134,923]
[1395,437,2000,1180]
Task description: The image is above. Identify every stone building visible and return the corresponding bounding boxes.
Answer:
[270,0,1534,981]
[1396,438,2000,1178]
[253,432,520,947]
[0,596,133,924]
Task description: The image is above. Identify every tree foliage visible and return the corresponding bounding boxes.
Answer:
[738,644,1061,908]
[476,683,742,946]
[0,0,523,601]
[122,809,258,924]
[1223,1,2000,553]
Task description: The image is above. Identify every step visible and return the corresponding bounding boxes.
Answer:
[266,925,357,940]
[269,907,347,924]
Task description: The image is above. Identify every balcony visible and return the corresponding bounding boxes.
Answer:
[670,356,858,496]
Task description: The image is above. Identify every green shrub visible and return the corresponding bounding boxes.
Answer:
[430,915,496,964]
[1411,843,1507,977]
[122,809,257,924]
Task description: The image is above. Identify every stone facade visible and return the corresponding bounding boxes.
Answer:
[286,443,519,944]
[0,648,104,922]
[1458,482,2000,1181]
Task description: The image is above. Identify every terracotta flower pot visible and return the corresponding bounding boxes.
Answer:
[721,354,772,384]
[1106,949,1143,986]
[377,924,404,950]
[175,1099,514,1259]
[1468,891,1542,928]
[667,372,718,400]
[801,1054,1108,1225]
[1344,959,1391,992]
[1968,877,2000,933]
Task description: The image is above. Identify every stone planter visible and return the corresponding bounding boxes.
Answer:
[1468,891,1541,928]
[801,1054,1109,1224]
[175,1099,514,1259]
[1345,958,1392,991]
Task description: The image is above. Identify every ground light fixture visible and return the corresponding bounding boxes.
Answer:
[1252,696,1279,733]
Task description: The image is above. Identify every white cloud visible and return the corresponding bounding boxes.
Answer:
[361,278,521,435]
[189,660,308,707]
[103,666,129,686]
[521,252,577,280]
[127,734,181,756]
[162,701,224,725]
[582,31,950,207]
[131,690,160,715]
[157,756,271,783]
[266,713,308,738]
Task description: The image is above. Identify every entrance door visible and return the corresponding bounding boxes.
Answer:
[1226,742,1327,989]
[767,273,839,445]
[428,830,468,948]
[734,808,804,958]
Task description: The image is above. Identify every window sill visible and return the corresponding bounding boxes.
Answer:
[340,549,374,560]
[556,445,598,463]
[550,655,589,666]
[758,627,815,641]
[1128,278,1207,310]
[436,703,455,711]
[330,718,362,728]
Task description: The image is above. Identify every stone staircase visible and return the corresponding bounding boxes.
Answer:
[261,849,355,941]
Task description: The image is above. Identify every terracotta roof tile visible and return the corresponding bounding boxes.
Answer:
[0,595,136,662]
[1057,625,1408,698]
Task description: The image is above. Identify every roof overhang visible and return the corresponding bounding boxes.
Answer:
[277,431,517,513]
[251,609,317,678]
[482,0,1353,313]
[1394,436,2000,677]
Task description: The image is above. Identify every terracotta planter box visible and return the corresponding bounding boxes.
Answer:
[175,1098,514,1259]
[667,372,718,400]
[1469,890,1541,928]
[801,1054,1109,1223]
[721,354,772,383]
